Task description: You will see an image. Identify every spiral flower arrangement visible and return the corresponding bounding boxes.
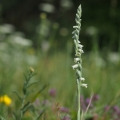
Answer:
[72,5,87,120]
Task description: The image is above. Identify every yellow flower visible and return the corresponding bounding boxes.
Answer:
[0,95,12,106]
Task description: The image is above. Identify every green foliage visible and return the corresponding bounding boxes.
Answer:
[0,115,6,120]
[13,68,44,120]
[0,3,120,120]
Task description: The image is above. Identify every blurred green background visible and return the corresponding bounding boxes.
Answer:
[0,0,120,119]
[0,0,120,51]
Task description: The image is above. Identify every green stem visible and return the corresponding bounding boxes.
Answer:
[77,79,81,120]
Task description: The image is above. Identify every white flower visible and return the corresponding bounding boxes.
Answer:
[0,24,15,34]
[78,49,84,53]
[74,58,80,63]
[80,77,85,81]
[73,26,79,29]
[8,35,32,47]
[39,3,55,13]
[78,44,83,48]
[72,64,78,70]
[81,84,87,88]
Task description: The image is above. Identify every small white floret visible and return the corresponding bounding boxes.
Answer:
[73,26,79,29]
[78,44,83,48]
[74,58,80,63]
[81,84,87,88]
[80,77,85,81]
[78,49,84,53]
[72,64,79,70]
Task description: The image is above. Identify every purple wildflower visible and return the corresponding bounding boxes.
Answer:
[104,105,110,112]
[59,107,69,113]
[42,100,50,106]
[85,98,93,108]
[85,98,90,105]
[33,98,40,107]
[112,106,120,114]
[62,115,71,120]
[48,88,56,97]
[80,95,86,111]
[92,94,100,101]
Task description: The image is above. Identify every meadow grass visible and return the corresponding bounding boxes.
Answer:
[0,5,120,120]
[1,49,120,120]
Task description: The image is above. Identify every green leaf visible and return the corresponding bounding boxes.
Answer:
[12,112,18,120]
[31,84,48,102]
[36,109,45,120]
[13,91,22,102]
[21,102,30,111]
[26,81,38,88]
